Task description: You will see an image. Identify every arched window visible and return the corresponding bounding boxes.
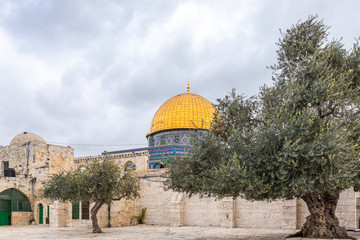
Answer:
[124,161,136,171]
[0,188,31,212]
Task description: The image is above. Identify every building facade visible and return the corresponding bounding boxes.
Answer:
[0,132,73,226]
[0,88,359,230]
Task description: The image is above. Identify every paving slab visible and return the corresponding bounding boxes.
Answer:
[0,225,359,240]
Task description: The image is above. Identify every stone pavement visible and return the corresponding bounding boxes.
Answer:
[0,225,360,240]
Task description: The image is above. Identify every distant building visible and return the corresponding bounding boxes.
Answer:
[0,132,73,226]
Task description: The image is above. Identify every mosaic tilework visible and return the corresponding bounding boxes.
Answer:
[154,137,160,146]
[147,130,208,169]
[148,129,208,147]
[148,145,191,169]
[165,135,173,145]
[149,138,155,147]
[124,161,136,171]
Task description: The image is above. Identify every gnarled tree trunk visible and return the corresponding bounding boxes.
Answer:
[290,192,353,239]
[91,199,105,233]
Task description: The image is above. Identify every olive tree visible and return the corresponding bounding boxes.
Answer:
[42,159,140,233]
[165,16,360,239]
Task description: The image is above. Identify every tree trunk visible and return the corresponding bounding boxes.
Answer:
[91,199,105,233]
[289,192,354,239]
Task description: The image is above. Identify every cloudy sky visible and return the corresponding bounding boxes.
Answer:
[0,0,359,157]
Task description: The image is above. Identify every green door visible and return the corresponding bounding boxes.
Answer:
[39,204,43,224]
[0,200,10,226]
[0,189,31,226]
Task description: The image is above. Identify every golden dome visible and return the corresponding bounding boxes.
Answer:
[148,92,216,135]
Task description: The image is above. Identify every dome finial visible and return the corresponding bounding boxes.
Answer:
[187,79,190,93]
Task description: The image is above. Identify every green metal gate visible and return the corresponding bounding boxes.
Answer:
[0,200,10,225]
[0,189,32,226]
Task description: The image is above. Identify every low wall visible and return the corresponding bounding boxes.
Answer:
[47,169,358,230]
[12,212,32,225]
[134,170,357,230]
[66,199,135,229]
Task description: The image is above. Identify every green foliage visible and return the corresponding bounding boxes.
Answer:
[134,207,147,224]
[42,159,140,204]
[165,15,360,201]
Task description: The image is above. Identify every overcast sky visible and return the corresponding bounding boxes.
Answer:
[1,0,360,157]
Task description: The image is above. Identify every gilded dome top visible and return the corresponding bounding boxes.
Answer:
[148,92,216,136]
[10,132,46,145]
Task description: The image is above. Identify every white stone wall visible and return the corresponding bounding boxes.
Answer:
[135,174,173,225]
[235,198,284,229]
[131,169,358,230]
[183,195,221,227]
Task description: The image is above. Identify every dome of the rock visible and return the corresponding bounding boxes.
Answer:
[148,93,216,136]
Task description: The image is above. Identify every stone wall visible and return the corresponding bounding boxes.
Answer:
[50,201,69,227]
[3,139,356,231]
[12,212,32,225]
[74,150,149,171]
[134,172,173,226]
[235,198,284,229]
[0,140,74,227]
[132,170,357,230]
[0,142,74,179]
[65,200,135,229]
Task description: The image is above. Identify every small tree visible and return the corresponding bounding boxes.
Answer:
[42,159,140,233]
[165,16,360,239]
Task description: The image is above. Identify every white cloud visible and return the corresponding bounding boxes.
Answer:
[0,0,360,156]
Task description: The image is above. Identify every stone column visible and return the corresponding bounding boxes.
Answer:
[219,197,235,228]
[50,201,69,227]
[169,193,184,227]
[282,199,297,229]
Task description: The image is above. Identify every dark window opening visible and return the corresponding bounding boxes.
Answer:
[81,202,89,220]
[72,202,79,220]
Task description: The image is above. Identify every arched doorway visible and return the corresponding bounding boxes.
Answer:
[0,188,32,226]
[38,204,43,224]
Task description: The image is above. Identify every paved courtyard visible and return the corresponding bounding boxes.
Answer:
[1,225,360,240]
